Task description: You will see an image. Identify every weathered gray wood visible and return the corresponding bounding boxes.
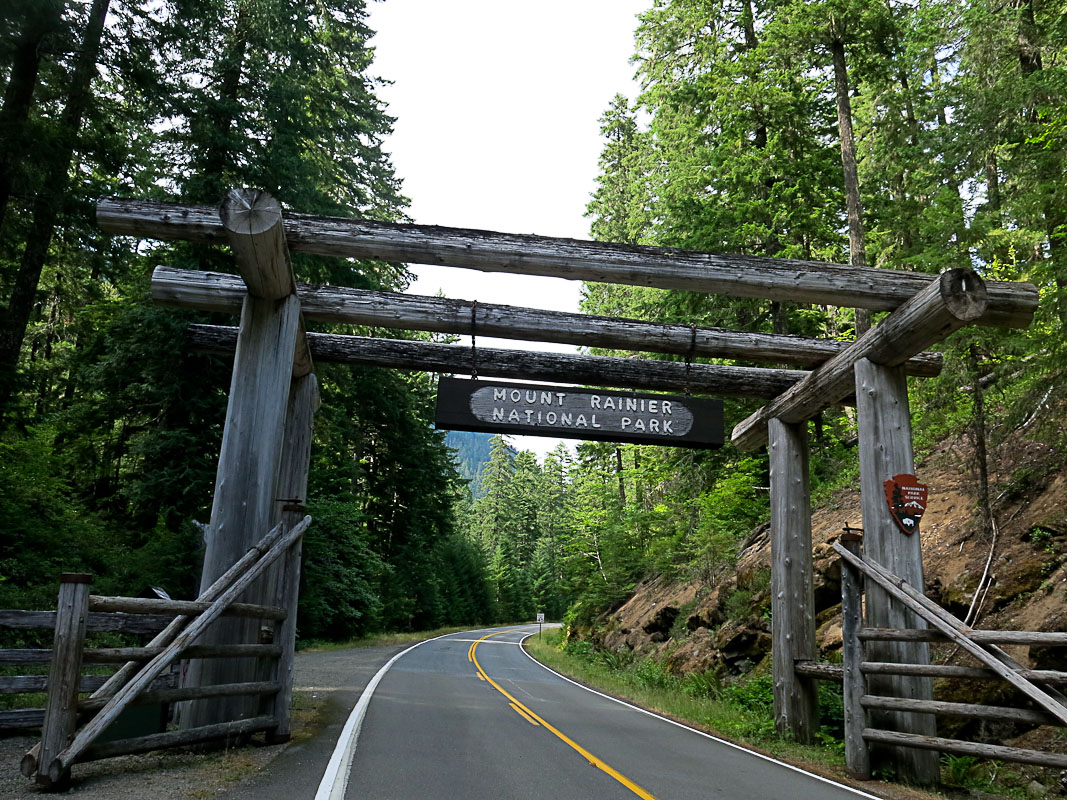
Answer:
[91,517,298,700]
[88,595,286,621]
[861,661,1067,684]
[80,680,280,713]
[1,674,107,694]
[768,418,817,743]
[98,197,1039,327]
[0,609,170,634]
[862,729,1067,770]
[76,715,277,771]
[37,574,92,789]
[6,644,281,665]
[2,708,45,729]
[189,325,810,399]
[836,543,1067,727]
[792,661,844,681]
[219,189,294,300]
[182,291,302,729]
[152,265,944,377]
[861,695,1057,726]
[851,358,939,786]
[732,270,988,451]
[860,628,1067,645]
[52,517,309,780]
[839,537,871,780]
[263,374,318,743]
[20,743,40,776]
[218,190,312,378]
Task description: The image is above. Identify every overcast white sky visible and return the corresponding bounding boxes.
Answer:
[367,0,647,459]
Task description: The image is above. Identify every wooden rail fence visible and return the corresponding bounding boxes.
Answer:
[793,538,1067,778]
[2,516,309,790]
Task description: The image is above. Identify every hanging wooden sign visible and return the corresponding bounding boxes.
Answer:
[883,473,928,535]
[434,377,724,449]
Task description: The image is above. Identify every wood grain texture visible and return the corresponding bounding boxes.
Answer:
[835,542,1067,727]
[860,661,1067,684]
[768,419,818,743]
[87,596,286,621]
[38,576,92,788]
[862,729,1067,770]
[839,538,871,779]
[861,695,1056,726]
[219,189,293,300]
[851,359,940,785]
[52,518,309,780]
[732,269,988,451]
[187,324,809,399]
[151,266,945,376]
[182,293,301,729]
[98,198,1038,326]
[859,628,1067,645]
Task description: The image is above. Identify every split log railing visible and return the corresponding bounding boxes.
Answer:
[794,538,1067,778]
[4,515,309,790]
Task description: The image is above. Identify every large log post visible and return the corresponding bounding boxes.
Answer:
[854,358,939,786]
[37,574,92,789]
[182,190,303,730]
[264,374,319,742]
[768,419,818,742]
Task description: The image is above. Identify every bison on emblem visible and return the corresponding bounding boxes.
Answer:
[883,473,929,536]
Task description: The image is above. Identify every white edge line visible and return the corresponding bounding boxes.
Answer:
[313,635,442,800]
[518,631,885,800]
[313,626,531,800]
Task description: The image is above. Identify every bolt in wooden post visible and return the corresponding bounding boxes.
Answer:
[839,534,871,779]
[769,418,818,742]
[855,357,939,786]
[37,573,92,789]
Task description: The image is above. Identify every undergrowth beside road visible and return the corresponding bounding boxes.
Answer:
[523,629,966,800]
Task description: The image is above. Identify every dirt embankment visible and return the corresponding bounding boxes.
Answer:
[586,425,1067,750]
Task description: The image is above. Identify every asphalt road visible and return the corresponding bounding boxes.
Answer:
[338,625,879,800]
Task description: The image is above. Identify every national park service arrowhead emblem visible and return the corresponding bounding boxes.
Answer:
[884,473,928,535]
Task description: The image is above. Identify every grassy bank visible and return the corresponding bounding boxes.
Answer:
[523,629,958,800]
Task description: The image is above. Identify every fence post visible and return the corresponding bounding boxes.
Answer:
[37,573,92,789]
[840,534,871,779]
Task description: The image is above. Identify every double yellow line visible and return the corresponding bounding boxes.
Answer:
[468,630,657,800]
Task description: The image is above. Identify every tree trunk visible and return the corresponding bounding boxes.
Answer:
[0,0,111,419]
[830,37,870,336]
[0,0,66,232]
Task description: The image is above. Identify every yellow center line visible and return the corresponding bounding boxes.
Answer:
[470,630,658,800]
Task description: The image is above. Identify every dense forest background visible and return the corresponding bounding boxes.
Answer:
[1,0,1065,643]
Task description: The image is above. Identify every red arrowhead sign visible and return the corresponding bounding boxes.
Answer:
[884,474,928,535]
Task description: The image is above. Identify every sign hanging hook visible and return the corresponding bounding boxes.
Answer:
[470,300,479,380]
[684,323,697,396]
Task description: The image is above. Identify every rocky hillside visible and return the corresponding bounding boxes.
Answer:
[582,414,1067,746]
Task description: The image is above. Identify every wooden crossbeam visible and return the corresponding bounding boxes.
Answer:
[732,269,987,451]
[187,324,811,399]
[152,265,944,376]
[97,197,1038,327]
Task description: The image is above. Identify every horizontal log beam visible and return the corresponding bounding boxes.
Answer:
[861,694,1055,726]
[860,661,1067,684]
[153,266,943,376]
[79,680,280,713]
[98,197,1038,327]
[187,325,811,399]
[860,627,1067,646]
[80,644,282,664]
[732,269,987,451]
[78,715,277,768]
[0,609,171,635]
[88,595,286,621]
[862,728,1067,770]
[792,661,844,682]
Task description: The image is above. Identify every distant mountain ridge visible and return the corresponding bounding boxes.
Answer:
[444,430,494,499]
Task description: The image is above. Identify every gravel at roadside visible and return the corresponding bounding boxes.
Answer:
[0,642,412,800]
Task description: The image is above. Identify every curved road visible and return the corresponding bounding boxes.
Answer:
[320,625,879,800]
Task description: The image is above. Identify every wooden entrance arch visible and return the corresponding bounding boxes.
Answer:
[98,188,1037,784]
